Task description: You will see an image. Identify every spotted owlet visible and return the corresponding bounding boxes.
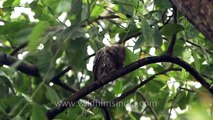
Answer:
[93,44,125,81]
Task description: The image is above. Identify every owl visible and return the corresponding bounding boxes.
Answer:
[93,44,125,81]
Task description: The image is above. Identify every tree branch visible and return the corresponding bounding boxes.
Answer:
[81,15,120,27]
[10,42,28,56]
[47,55,213,119]
[167,88,180,120]
[0,52,40,76]
[167,5,178,55]
[111,68,181,103]
[136,91,158,120]
[0,52,111,119]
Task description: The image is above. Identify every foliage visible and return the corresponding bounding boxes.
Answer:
[0,0,212,120]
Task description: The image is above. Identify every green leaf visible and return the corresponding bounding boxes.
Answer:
[90,3,105,18]
[45,85,60,103]
[30,103,47,120]
[0,22,29,38]
[65,37,88,68]
[115,0,136,17]
[173,39,185,57]
[71,0,82,13]
[0,96,24,116]
[180,69,189,80]
[141,18,155,46]
[56,0,71,13]
[176,92,190,110]
[35,50,55,79]
[134,36,144,50]
[28,21,49,53]
[14,28,32,45]
[124,48,137,65]
[113,79,123,95]
[192,51,200,72]
[202,64,213,78]
[171,84,175,93]
[12,0,20,6]
[153,29,163,47]
[160,23,184,38]
[155,0,171,9]
[155,75,170,81]
[81,5,89,21]
[0,71,15,96]
[182,49,192,62]
[11,115,24,120]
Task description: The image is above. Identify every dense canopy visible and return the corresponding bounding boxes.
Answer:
[0,0,212,120]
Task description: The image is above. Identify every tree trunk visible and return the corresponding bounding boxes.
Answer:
[171,0,213,42]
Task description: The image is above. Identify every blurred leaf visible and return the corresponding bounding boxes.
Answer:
[56,0,71,13]
[173,39,185,57]
[28,21,50,53]
[14,28,32,45]
[35,50,55,80]
[0,96,24,116]
[141,18,155,46]
[155,75,170,82]
[90,4,105,18]
[71,0,82,13]
[160,23,184,38]
[65,37,88,68]
[153,29,163,47]
[0,22,29,38]
[81,5,89,21]
[30,103,47,120]
[176,92,190,110]
[11,115,24,120]
[155,0,171,9]
[192,51,200,72]
[65,105,83,119]
[60,26,85,42]
[182,49,192,62]
[12,0,20,6]
[45,85,60,103]
[171,84,175,93]
[186,103,212,120]
[145,80,165,93]
[202,64,213,78]
[124,48,137,65]
[115,0,135,17]
[113,79,123,95]
[3,0,19,7]
[180,69,189,80]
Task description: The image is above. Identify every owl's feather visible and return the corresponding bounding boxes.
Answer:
[93,45,125,81]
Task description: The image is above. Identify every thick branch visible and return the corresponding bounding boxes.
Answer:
[47,55,213,119]
[0,52,40,76]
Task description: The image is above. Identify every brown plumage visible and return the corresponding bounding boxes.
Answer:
[93,45,125,81]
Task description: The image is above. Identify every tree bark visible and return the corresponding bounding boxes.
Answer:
[171,0,213,42]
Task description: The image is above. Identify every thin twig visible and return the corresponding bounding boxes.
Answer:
[136,91,158,120]
[81,15,120,27]
[112,68,181,103]
[167,5,178,55]
[10,42,28,56]
[167,89,180,120]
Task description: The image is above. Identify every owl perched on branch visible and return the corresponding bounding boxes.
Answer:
[93,44,125,81]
